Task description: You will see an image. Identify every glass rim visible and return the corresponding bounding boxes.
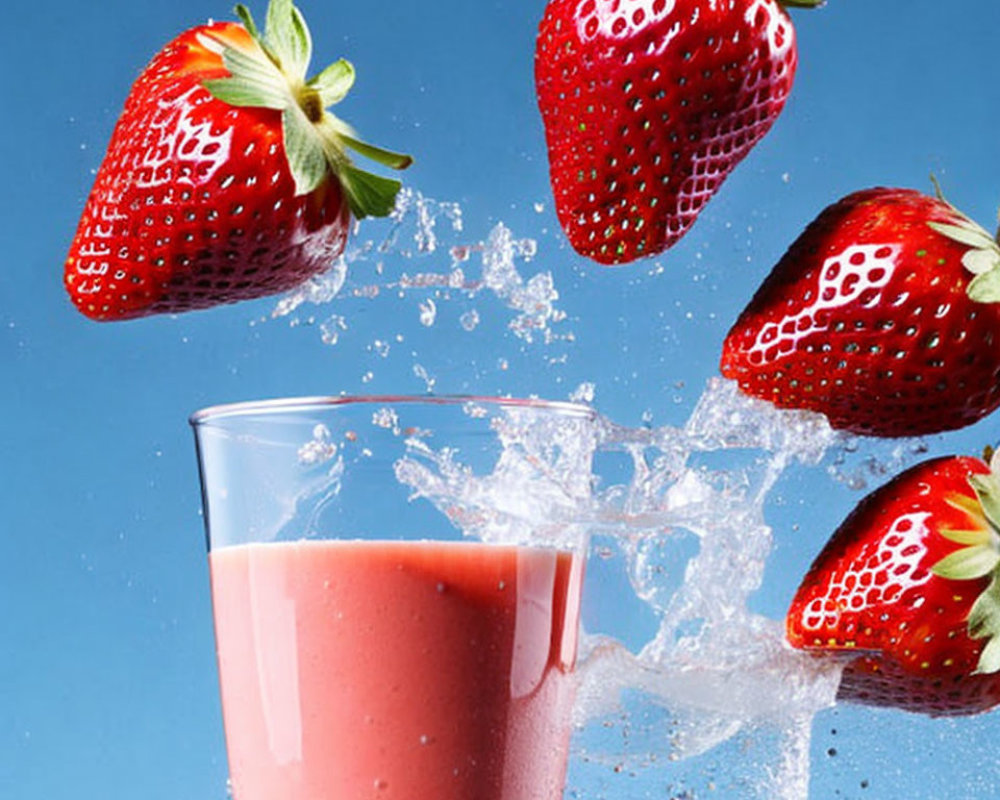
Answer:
[189,394,597,428]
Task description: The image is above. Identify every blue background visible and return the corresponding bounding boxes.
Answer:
[4,0,1000,797]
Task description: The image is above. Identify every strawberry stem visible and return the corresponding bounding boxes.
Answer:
[929,173,947,203]
[778,0,825,7]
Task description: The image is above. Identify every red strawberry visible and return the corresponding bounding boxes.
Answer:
[721,187,1000,437]
[534,0,821,265]
[65,0,411,321]
[787,454,1000,716]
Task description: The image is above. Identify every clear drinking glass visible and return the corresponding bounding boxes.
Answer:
[190,395,597,800]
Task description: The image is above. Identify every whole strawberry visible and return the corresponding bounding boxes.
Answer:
[534,0,821,265]
[65,0,411,321]
[721,187,1000,437]
[787,454,1000,716]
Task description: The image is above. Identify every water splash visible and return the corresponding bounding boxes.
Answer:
[570,382,597,405]
[268,188,567,346]
[392,378,846,798]
[253,191,935,798]
[826,434,930,491]
[394,400,598,550]
[577,380,842,799]
[296,424,338,466]
[412,363,436,393]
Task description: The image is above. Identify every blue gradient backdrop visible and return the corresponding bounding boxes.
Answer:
[3,0,1000,797]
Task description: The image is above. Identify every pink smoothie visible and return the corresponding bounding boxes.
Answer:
[209,539,584,800]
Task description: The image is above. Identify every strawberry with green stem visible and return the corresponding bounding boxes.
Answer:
[787,452,1000,716]
[65,0,411,321]
[534,0,823,265]
[721,185,1000,437]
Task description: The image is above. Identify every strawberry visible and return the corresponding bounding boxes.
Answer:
[534,0,821,265]
[720,187,1000,437]
[787,454,1000,716]
[65,0,411,321]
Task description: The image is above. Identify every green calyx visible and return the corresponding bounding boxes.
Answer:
[935,455,1000,674]
[929,216,1000,303]
[926,178,1000,303]
[200,0,412,218]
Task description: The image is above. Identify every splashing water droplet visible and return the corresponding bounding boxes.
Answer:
[297,424,338,465]
[273,259,347,320]
[412,364,436,393]
[459,309,480,331]
[418,298,437,327]
[320,314,347,345]
[570,382,596,404]
[372,407,400,434]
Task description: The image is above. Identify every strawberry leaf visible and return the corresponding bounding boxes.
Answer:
[234,4,262,42]
[969,574,1000,673]
[968,269,1000,303]
[928,220,996,250]
[203,50,290,110]
[933,543,1000,580]
[221,42,287,86]
[282,106,327,195]
[962,247,1000,275]
[202,26,290,110]
[309,59,356,107]
[203,76,286,109]
[946,492,983,519]
[342,134,414,171]
[938,527,990,547]
[977,636,1000,675]
[970,473,1000,532]
[928,216,1000,303]
[339,164,402,219]
[265,0,311,79]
